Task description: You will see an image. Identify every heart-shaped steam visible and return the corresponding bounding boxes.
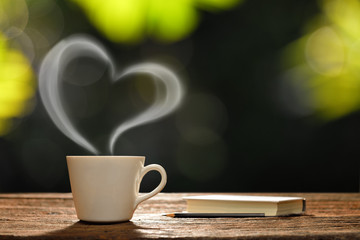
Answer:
[39,35,184,155]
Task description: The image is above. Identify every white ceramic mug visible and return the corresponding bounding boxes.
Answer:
[67,156,167,223]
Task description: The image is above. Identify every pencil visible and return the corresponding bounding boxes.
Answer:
[164,212,265,218]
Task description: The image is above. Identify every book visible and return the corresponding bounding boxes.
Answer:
[183,195,306,217]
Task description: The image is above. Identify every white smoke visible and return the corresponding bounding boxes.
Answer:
[39,35,184,155]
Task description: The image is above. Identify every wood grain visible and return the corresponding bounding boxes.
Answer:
[0,193,359,239]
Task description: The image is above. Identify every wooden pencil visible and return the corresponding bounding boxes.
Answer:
[164,212,265,218]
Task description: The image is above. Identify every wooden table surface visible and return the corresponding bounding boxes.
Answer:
[0,193,359,239]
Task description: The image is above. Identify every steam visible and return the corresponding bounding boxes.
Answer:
[39,35,184,155]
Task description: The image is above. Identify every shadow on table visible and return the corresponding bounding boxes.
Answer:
[25,220,150,240]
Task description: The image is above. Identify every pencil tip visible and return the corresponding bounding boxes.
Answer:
[164,213,175,217]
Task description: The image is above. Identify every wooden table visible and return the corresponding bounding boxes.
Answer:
[0,193,359,239]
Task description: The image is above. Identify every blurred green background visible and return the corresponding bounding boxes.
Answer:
[0,0,359,192]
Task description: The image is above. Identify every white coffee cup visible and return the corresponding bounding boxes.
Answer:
[67,156,167,223]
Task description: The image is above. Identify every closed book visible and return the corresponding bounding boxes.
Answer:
[183,195,306,217]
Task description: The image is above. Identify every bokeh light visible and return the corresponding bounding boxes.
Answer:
[281,0,360,121]
[0,0,29,39]
[0,0,65,136]
[175,93,228,181]
[147,0,198,43]
[69,0,243,44]
[196,0,243,12]
[0,33,35,136]
[176,93,228,145]
[25,0,64,60]
[305,27,345,76]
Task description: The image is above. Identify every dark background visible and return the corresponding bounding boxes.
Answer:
[1,0,359,193]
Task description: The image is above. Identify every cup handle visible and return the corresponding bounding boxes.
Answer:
[134,164,167,209]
